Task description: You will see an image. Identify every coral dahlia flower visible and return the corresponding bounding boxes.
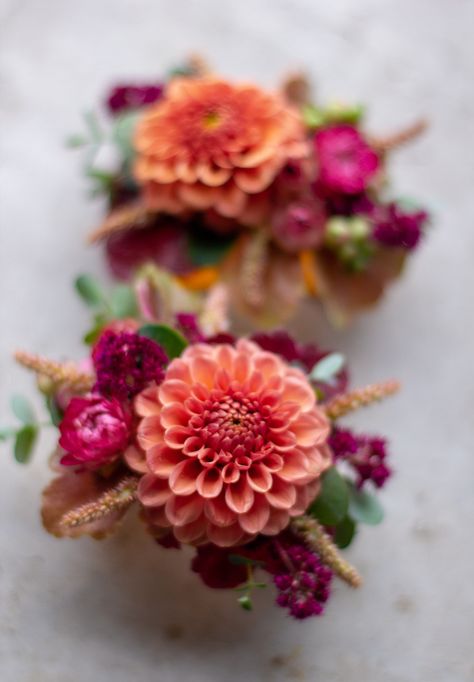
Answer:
[134,77,308,220]
[127,340,331,547]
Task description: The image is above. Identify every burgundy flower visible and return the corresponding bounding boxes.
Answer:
[372,202,428,250]
[93,331,168,401]
[106,84,164,115]
[174,313,205,344]
[329,427,392,489]
[271,199,327,253]
[315,125,380,195]
[272,544,332,619]
[59,395,132,469]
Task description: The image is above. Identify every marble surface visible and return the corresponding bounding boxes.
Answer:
[1,1,473,680]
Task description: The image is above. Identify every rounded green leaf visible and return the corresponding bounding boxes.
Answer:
[348,482,385,525]
[237,594,253,611]
[334,515,357,549]
[310,467,349,525]
[310,353,346,383]
[11,395,36,425]
[14,425,38,464]
[75,275,106,307]
[138,324,188,359]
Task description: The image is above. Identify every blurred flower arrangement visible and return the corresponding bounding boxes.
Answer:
[72,56,429,326]
[1,274,400,620]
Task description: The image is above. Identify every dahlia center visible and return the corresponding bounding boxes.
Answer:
[202,109,222,129]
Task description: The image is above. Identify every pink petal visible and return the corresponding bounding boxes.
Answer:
[137,416,164,450]
[134,386,160,417]
[159,403,190,428]
[164,358,192,384]
[293,412,329,447]
[238,495,270,534]
[215,344,235,372]
[168,459,201,495]
[261,452,284,472]
[164,425,193,449]
[146,444,183,478]
[190,356,218,388]
[261,508,290,535]
[158,379,191,405]
[196,468,224,498]
[165,494,204,526]
[254,352,282,379]
[265,478,297,510]
[207,522,246,547]
[247,464,273,493]
[124,445,148,474]
[138,474,171,507]
[281,376,315,411]
[222,462,240,484]
[277,449,310,482]
[173,516,207,544]
[204,493,236,527]
[305,443,332,477]
[225,478,254,513]
[233,352,251,383]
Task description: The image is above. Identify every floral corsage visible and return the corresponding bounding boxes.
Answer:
[3,277,400,619]
[74,56,430,326]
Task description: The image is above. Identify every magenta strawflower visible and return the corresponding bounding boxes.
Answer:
[106,84,163,115]
[315,125,380,195]
[372,202,428,250]
[92,330,167,401]
[273,543,333,619]
[59,394,132,469]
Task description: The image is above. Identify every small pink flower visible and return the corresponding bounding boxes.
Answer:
[315,125,379,195]
[59,395,132,469]
[127,340,331,547]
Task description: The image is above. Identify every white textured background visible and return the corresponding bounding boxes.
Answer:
[1,1,473,680]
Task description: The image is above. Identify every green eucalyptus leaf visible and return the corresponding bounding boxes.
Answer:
[14,425,38,464]
[0,427,16,441]
[66,134,88,148]
[302,104,326,129]
[45,396,63,428]
[110,284,138,319]
[11,395,36,425]
[348,482,385,525]
[112,111,140,164]
[334,515,357,549]
[75,274,107,307]
[310,467,349,526]
[310,353,345,383]
[138,324,188,359]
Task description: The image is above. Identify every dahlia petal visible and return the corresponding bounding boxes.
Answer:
[215,344,235,372]
[134,386,161,417]
[304,443,332,477]
[214,182,247,218]
[247,464,273,493]
[137,416,165,450]
[124,445,148,474]
[290,481,321,516]
[293,412,329,447]
[178,182,216,210]
[207,522,246,547]
[261,508,290,535]
[164,425,194,449]
[222,462,240,484]
[265,478,297,510]
[238,495,270,534]
[173,515,208,544]
[233,353,251,383]
[215,368,231,391]
[225,478,254,513]
[174,159,198,183]
[147,444,183,477]
[164,359,193,384]
[281,376,315,411]
[143,506,172,528]
[233,159,280,193]
[165,494,204,526]
[261,451,284,472]
[254,352,283,380]
[204,493,236,527]
[196,161,232,187]
[277,449,310,482]
[138,474,171,507]
[159,403,190,428]
[182,437,206,456]
[158,379,191,405]
[168,459,201,495]
[190,356,218,388]
[196,468,224,499]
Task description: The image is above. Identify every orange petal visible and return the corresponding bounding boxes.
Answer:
[124,444,148,474]
[265,478,296,510]
[147,444,183,478]
[204,493,236,527]
[293,412,329,447]
[159,403,190,428]
[173,515,207,544]
[137,416,164,450]
[138,474,171,507]
[207,522,246,547]
[196,468,224,499]
[261,508,290,535]
[134,386,160,417]
[277,449,310,482]
[281,376,315,411]
[238,495,270,534]
[225,478,254,514]
[164,425,193,449]
[247,464,273,493]
[165,494,204,526]
[158,379,191,405]
[168,459,201,495]
[190,356,218,388]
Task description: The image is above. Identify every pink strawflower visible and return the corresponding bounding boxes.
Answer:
[272,199,327,253]
[93,331,168,401]
[59,395,132,469]
[106,84,163,115]
[273,544,332,619]
[315,125,380,195]
[127,340,331,547]
[372,202,428,250]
